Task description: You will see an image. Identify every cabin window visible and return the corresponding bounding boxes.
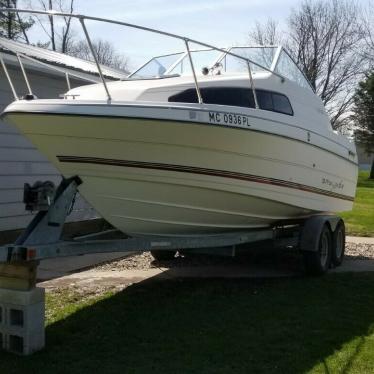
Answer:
[257,91,273,111]
[272,92,293,115]
[168,87,294,116]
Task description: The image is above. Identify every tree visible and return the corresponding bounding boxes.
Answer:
[352,73,374,179]
[68,38,129,71]
[11,1,129,71]
[249,19,282,46]
[248,0,367,130]
[26,0,75,52]
[0,0,34,42]
[362,0,374,66]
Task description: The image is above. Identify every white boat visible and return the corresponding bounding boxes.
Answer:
[0,11,358,237]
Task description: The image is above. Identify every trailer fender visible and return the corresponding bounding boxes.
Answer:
[300,215,342,252]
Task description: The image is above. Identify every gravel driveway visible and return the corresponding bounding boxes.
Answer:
[345,242,374,260]
[95,242,374,272]
[39,241,374,297]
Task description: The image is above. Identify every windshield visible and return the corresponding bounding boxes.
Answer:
[130,52,184,78]
[168,49,222,76]
[220,47,277,73]
[130,47,277,78]
[274,50,312,90]
[128,46,313,91]
[130,49,223,78]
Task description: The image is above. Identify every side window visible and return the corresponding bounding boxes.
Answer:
[168,87,293,116]
[169,89,199,103]
[257,91,273,111]
[204,88,254,108]
[169,87,255,108]
[204,88,238,106]
[272,93,293,115]
[257,91,293,116]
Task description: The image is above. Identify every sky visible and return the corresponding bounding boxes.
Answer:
[73,0,297,67]
[22,0,372,71]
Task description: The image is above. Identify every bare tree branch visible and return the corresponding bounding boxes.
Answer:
[361,0,374,65]
[248,19,282,46]
[26,0,75,52]
[248,0,369,130]
[60,0,73,53]
[68,38,129,71]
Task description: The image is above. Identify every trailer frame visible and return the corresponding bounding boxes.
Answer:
[0,177,344,271]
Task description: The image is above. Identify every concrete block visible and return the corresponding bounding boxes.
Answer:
[0,262,39,291]
[0,287,44,305]
[0,287,45,355]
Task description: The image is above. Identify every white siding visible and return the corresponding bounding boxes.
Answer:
[0,65,97,232]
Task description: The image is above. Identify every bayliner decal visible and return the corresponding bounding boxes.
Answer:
[57,156,354,202]
[208,111,251,127]
[322,177,344,190]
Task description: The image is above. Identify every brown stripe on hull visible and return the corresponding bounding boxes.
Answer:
[57,155,354,202]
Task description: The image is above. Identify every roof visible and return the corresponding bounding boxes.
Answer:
[0,37,128,80]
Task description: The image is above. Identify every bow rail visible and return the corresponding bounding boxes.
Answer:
[0,8,292,104]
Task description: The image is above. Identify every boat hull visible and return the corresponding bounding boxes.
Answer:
[3,104,357,236]
[0,116,96,234]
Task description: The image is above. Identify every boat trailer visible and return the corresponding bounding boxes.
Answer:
[0,177,346,355]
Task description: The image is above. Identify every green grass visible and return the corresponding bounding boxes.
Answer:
[340,170,374,237]
[2,274,374,373]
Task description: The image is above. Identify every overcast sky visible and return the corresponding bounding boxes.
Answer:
[23,0,372,71]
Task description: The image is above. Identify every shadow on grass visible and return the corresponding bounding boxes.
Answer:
[2,272,374,374]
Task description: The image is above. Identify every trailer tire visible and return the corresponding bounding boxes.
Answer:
[150,250,177,261]
[303,225,332,275]
[331,220,345,266]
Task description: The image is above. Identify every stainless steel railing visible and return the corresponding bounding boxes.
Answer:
[0,46,103,100]
[0,8,287,104]
[0,54,18,99]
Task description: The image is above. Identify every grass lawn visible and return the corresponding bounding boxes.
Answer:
[340,170,374,237]
[2,273,374,373]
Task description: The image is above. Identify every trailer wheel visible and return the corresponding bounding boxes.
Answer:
[303,225,332,275]
[150,250,177,261]
[331,220,345,266]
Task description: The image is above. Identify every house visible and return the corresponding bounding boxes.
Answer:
[356,142,373,171]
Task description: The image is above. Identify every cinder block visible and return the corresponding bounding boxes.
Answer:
[0,287,45,355]
[0,287,44,305]
[0,262,38,291]
[3,329,45,355]
[10,309,24,327]
[9,334,23,354]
